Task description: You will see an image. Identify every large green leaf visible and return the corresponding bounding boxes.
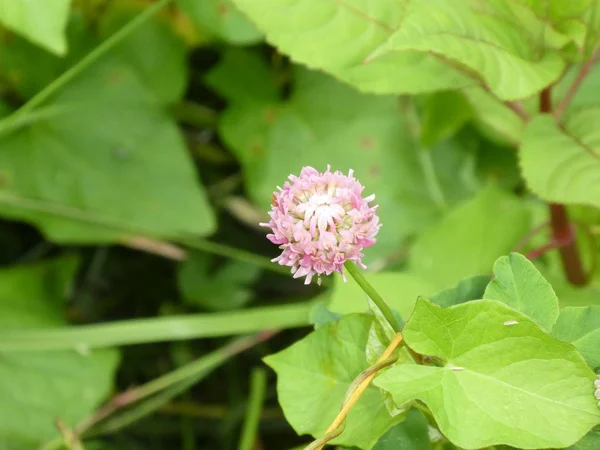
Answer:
[368,1,566,100]
[98,2,188,104]
[328,272,436,321]
[0,11,185,104]
[520,110,600,208]
[552,306,600,370]
[231,0,570,98]
[0,0,71,55]
[230,0,474,94]
[484,252,559,331]
[409,185,531,288]
[0,58,215,242]
[264,314,400,449]
[209,54,479,263]
[374,298,600,449]
[0,258,119,448]
[177,0,262,45]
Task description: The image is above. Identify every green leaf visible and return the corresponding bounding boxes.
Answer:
[366,1,566,100]
[520,110,600,208]
[211,60,479,263]
[552,306,600,370]
[328,272,436,321]
[98,2,188,104]
[419,91,473,147]
[177,251,261,311]
[409,185,531,288]
[204,49,279,105]
[230,0,473,95]
[567,427,600,450]
[0,0,71,55]
[521,0,595,22]
[264,314,400,449]
[462,87,525,146]
[484,252,559,331]
[0,59,215,242]
[374,298,600,449]
[177,0,262,45]
[430,274,490,308]
[373,409,431,450]
[0,258,119,448]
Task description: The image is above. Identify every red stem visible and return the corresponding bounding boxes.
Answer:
[539,88,587,285]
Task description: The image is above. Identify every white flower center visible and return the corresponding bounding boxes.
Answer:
[296,193,346,234]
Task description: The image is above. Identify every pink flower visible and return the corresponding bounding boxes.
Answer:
[260,166,380,284]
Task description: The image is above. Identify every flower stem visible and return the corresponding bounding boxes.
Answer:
[343,262,400,332]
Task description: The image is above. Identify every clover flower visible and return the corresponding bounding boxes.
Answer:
[260,166,380,284]
[595,375,600,408]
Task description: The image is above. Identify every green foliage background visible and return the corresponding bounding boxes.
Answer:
[0,0,600,449]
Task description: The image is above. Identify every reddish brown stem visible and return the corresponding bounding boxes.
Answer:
[548,204,587,285]
[539,88,587,285]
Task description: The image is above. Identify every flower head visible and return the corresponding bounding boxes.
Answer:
[260,166,380,284]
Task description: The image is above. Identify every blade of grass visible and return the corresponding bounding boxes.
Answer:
[0,300,320,352]
[42,332,276,450]
[0,192,285,274]
[238,368,268,450]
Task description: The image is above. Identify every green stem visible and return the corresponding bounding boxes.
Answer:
[0,300,318,352]
[0,0,172,135]
[0,193,284,275]
[343,262,400,332]
[237,368,268,450]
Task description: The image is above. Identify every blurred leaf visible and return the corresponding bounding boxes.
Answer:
[177,0,262,45]
[0,0,71,54]
[0,10,186,104]
[204,49,278,105]
[0,14,95,99]
[308,303,343,328]
[328,272,436,322]
[373,409,431,450]
[521,0,594,22]
[177,251,261,311]
[552,306,600,369]
[474,140,523,189]
[566,428,600,450]
[0,58,215,242]
[375,298,600,449]
[484,252,559,331]
[520,110,600,208]
[210,57,479,263]
[265,314,401,449]
[430,274,490,308]
[409,185,531,288]
[98,1,188,104]
[419,91,472,147]
[463,87,525,146]
[0,258,119,448]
